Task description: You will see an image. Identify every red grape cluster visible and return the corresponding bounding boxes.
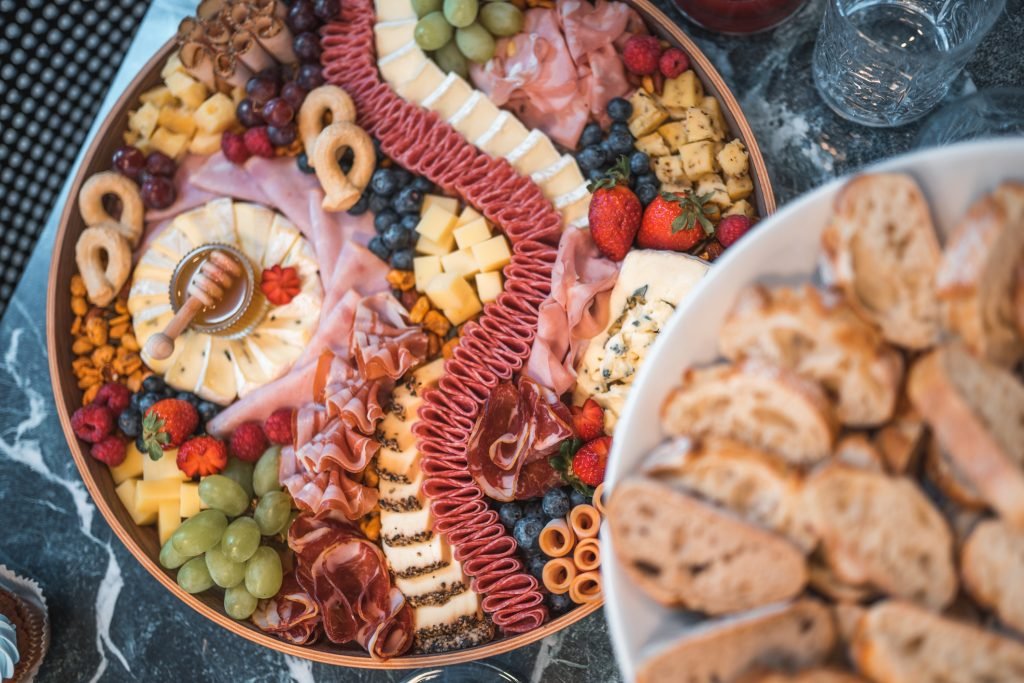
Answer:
[111,146,178,209]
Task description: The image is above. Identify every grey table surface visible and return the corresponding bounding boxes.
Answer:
[0,0,1021,681]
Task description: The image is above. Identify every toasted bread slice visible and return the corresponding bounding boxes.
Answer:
[808,560,876,604]
[936,182,1024,367]
[637,599,836,683]
[908,343,1024,525]
[1015,261,1024,339]
[804,466,956,609]
[872,401,925,475]
[851,601,1024,683]
[834,434,885,472]
[661,360,838,466]
[821,173,941,349]
[736,669,868,683]
[609,478,807,615]
[720,284,904,426]
[962,519,1024,635]
[643,437,816,551]
[923,436,986,510]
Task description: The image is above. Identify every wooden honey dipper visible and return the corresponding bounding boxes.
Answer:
[144,250,244,360]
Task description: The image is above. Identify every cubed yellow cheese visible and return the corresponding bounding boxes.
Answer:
[414,255,444,292]
[657,121,688,151]
[475,271,503,304]
[634,132,671,158]
[425,272,477,310]
[725,199,755,217]
[158,500,181,545]
[695,173,731,208]
[701,95,728,135]
[421,194,459,217]
[416,204,459,247]
[110,443,144,484]
[717,140,749,177]
[116,480,157,526]
[471,235,511,273]
[653,155,686,184]
[143,450,188,481]
[685,107,721,143]
[157,106,196,136]
[129,102,160,138]
[453,218,491,249]
[416,233,454,257]
[660,180,693,195]
[726,174,754,201]
[441,248,480,279]
[135,478,182,517]
[150,126,190,159]
[627,89,669,138]
[680,140,717,181]
[193,92,237,134]
[160,51,186,80]
[140,85,177,107]
[661,70,704,109]
[188,131,222,155]
[443,292,483,325]
[456,205,483,227]
[179,482,204,518]
[165,71,207,110]
[230,85,246,105]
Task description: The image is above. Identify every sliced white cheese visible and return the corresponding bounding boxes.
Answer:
[229,338,272,398]
[384,532,449,575]
[413,358,445,388]
[234,202,275,268]
[165,332,211,394]
[422,73,473,122]
[395,561,468,601]
[378,443,421,481]
[561,193,592,229]
[173,198,236,247]
[261,214,301,268]
[126,293,171,319]
[375,0,416,21]
[128,277,169,299]
[374,18,416,58]
[396,59,447,105]
[136,248,178,275]
[412,590,480,631]
[554,181,591,210]
[245,330,302,378]
[533,154,583,201]
[380,469,426,507]
[476,111,529,158]
[197,337,237,405]
[379,42,427,86]
[452,96,501,148]
[381,505,434,542]
[151,222,198,263]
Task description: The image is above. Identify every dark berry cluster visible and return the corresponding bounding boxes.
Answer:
[577,97,659,206]
[119,375,220,448]
[111,146,178,209]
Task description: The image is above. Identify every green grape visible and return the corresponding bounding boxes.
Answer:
[224,583,259,620]
[411,0,442,18]
[254,490,292,536]
[443,0,478,28]
[171,509,228,556]
[415,12,454,51]
[433,40,469,79]
[479,2,523,36]
[199,475,251,517]
[204,544,246,588]
[159,538,189,569]
[455,23,496,63]
[245,546,284,599]
[177,556,214,594]
[221,517,261,563]
[253,446,282,497]
[220,457,255,499]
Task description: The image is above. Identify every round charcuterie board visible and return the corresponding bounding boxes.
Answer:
[48,0,774,668]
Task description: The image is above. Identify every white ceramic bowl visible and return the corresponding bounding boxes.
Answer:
[601,138,1024,682]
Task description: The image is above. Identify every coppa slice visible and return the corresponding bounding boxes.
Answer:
[608,478,807,615]
[635,599,836,683]
[961,519,1024,635]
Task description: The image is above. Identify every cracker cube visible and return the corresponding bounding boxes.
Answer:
[160,51,186,80]
[701,95,728,135]
[165,71,207,110]
[725,199,756,217]
[717,140,749,177]
[627,89,669,138]
[188,131,222,155]
[661,70,704,109]
[660,180,692,195]
[685,107,722,143]
[140,85,177,108]
[634,132,671,158]
[657,121,689,152]
[726,174,754,202]
[653,155,686,184]
[695,173,731,208]
[680,140,716,180]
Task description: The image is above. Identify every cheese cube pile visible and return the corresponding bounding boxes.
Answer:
[124,51,240,158]
[413,197,510,325]
[112,442,207,544]
[629,74,756,219]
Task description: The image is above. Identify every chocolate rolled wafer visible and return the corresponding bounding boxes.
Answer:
[252,0,287,19]
[214,49,253,89]
[251,15,295,63]
[203,18,232,46]
[224,2,251,27]
[179,41,216,90]
[232,29,275,72]
[197,0,228,20]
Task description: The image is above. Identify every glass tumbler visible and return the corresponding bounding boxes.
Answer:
[812,0,1005,127]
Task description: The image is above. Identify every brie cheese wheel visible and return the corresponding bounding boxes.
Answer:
[422,73,474,122]
[374,18,416,57]
[397,59,447,105]
[379,42,427,86]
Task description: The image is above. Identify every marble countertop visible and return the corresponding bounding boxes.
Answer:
[1,0,1020,681]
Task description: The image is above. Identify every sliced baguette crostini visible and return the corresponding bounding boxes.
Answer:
[908,343,1024,526]
[635,599,836,683]
[661,360,838,467]
[961,519,1024,636]
[735,668,869,683]
[923,436,987,510]
[821,172,942,350]
[608,478,808,615]
[719,284,904,426]
[936,181,1024,367]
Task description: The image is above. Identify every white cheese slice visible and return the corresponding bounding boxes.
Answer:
[229,338,272,398]
[379,42,427,86]
[476,111,529,158]
[378,412,416,451]
[380,468,426,507]
[151,222,198,263]
[554,181,591,210]
[126,293,171,319]
[396,59,447,105]
[561,193,591,229]
[374,18,416,58]
[413,358,446,388]
[508,130,561,177]
[451,93,501,144]
[165,332,211,394]
[384,533,450,576]
[422,73,473,122]
[234,202,274,267]
[261,215,301,268]
[378,443,421,481]
[245,330,302,377]
[128,276,168,300]
[412,590,480,631]
[375,0,416,21]
[381,505,435,543]
[197,337,237,405]
[395,561,468,601]
[534,154,584,201]
[446,90,481,129]
[173,198,236,246]
[239,335,288,381]
[136,248,178,275]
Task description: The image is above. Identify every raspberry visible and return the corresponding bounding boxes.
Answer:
[263,408,294,445]
[243,126,275,158]
[93,382,132,416]
[622,35,662,76]
[230,422,269,462]
[71,404,115,443]
[90,435,127,467]
[221,131,251,165]
[716,215,755,248]
[659,47,690,78]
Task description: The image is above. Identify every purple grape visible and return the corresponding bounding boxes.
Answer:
[140,175,176,209]
[236,98,264,128]
[262,97,294,128]
[293,32,321,63]
[245,75,279,106]
[145,151,176,177]
[112,145,145,180]
[281,82,307,110]
[314,0,340,20]
[286,1,318,33]
[257,65,283,82]
[296,63,324,90]
[267,123,297,147]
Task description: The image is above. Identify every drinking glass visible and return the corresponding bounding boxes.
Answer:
[812,0,1006,127]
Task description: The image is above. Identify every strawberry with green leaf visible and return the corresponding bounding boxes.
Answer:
[636,191,720,252]
[141,398,199,461]
[550,435,611,495]
[587,156,643,261]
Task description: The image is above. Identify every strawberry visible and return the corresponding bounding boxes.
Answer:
[263,408,294,445]
[93,382,132,416]
[71,404,115,443]
[260,265,302,305]
[622,35,661,75]
[587,157,643,261]
[571,399,605,442]
[230,422,268,462]
[716,214,755,248]
[141,398,199,460]
[90,435,127,467]
[636,192,719,252]
[572,436,611,487]
[176,436,228,478]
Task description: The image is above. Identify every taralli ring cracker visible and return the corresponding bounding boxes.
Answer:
[569,504,601,540]
[313,121,375,212]
[298,84,357,163]
[573,537,601,573]
[539,519,576,558]
[75,222,132,307]
[78,171,144,247]
[542,557,578,595]
[568,570,602,604]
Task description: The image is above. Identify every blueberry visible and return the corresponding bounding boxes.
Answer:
[390,248,414,271]
[135,435,147,453]
[522,498,544,520]
[513,516,544,553]
[607,97,633,122]
[129,392,142,411]
[370,168,398,196]
[579,122,603,148]
[382,224,413,250]
[368,192,390,214]
[392,168,413,188]
[527,553,547,581]
[637,172,658,187]
[410,176,434,193]
[547,592,572,614]
[606,129,635,157]
[636,183,659,206]
[142,375,166,393]
[498,502,523,530]
[160,385,177,398]
[368,235,391,261]
[400,214,420,231]
[569,488,589,508]
[197,401,220,422]
[609,121,632,137]
[118,408,142,438]
[374,209,399,234]
[296,152,315,174]
[392,187,424,215]
[338,148,355,174]
[542,488,571,519]
[347,193,369,215]
[175,391,200,407]
[138,392,160,414]
[576,145,606,172]
[629,151,651,176]
[587,168,605,183]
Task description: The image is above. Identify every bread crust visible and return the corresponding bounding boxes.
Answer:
[961,519,1024,636]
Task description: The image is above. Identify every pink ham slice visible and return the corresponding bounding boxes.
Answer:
[188,152,271,205]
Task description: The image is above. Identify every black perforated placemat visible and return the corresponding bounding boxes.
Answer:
[0,0,152,320]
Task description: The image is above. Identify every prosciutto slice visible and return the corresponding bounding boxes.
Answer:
[251,570,322,645]
[350,293,429,381]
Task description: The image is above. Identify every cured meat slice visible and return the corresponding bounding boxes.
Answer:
[252,570,322,645]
